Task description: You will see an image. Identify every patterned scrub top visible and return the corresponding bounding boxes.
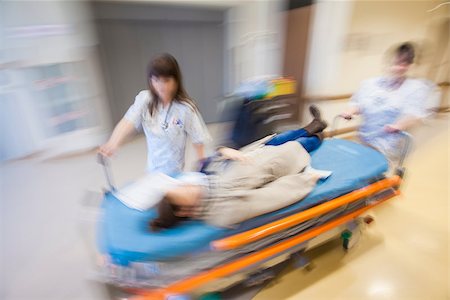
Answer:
[124,90,210,175]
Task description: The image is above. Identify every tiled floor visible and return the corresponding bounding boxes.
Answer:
[0,115,448,300]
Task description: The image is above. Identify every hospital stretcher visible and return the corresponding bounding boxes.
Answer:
[96,120,411,300]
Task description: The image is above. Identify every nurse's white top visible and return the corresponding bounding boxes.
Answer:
[124,90,210,175]
[350,77,433,158]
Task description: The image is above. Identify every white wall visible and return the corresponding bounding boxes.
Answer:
[1,1,110,159]
[304,1,354,96]
[224,0,286,93]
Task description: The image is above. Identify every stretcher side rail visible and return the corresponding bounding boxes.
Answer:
[211,175,401,251]
[97,153,116,192]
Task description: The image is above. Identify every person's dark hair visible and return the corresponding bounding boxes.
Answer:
[147,53,198,117]
[149,196,185,231]
[395,42,415,65]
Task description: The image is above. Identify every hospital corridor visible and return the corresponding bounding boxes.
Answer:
[1,0,449,300]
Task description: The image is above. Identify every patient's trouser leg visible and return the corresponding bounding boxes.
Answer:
[206,171,318,227]
[265,129,321,152]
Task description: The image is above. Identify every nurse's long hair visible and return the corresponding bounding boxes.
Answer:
[147,53,199,117]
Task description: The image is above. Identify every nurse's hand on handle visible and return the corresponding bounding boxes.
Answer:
[340,112,353,120]
[98,141,118,157]
[98,118,136,157]
[340,106,360,120]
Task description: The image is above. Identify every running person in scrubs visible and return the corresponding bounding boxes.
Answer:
[341,42,434,161]
[99,53,210,175]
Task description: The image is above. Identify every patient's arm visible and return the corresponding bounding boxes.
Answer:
[217,147,249,162]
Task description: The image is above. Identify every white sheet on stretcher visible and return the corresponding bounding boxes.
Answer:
[113,172,208,211]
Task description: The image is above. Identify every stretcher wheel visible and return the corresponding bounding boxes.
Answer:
[303,262,315,272]
[244,269,275,287]
[341,226,362,251]
[291,252,314,272]
[341,230,353,250]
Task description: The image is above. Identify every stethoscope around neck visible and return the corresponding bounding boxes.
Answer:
[161,101,173,130]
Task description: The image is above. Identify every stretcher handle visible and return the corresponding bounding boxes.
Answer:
[96,153,116,192]
[331,115,412,173]
[396,131,412,172]
[330,114,354,137]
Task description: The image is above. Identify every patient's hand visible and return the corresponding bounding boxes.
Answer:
[218,147,250,163]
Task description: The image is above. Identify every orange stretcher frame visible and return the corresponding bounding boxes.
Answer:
[128,175,402,300]
[212,176,401,251]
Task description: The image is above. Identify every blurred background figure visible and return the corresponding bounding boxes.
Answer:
[300,0,448,124]
[340,42,435,163]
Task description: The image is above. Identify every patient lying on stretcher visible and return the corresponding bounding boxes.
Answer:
[144,106,332,230]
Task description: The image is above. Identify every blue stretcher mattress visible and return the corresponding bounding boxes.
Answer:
[98,139,388,265]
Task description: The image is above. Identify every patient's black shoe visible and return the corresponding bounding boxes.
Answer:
[304,105,327,135]
[309,105,321,120]
[304,119,327,135]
